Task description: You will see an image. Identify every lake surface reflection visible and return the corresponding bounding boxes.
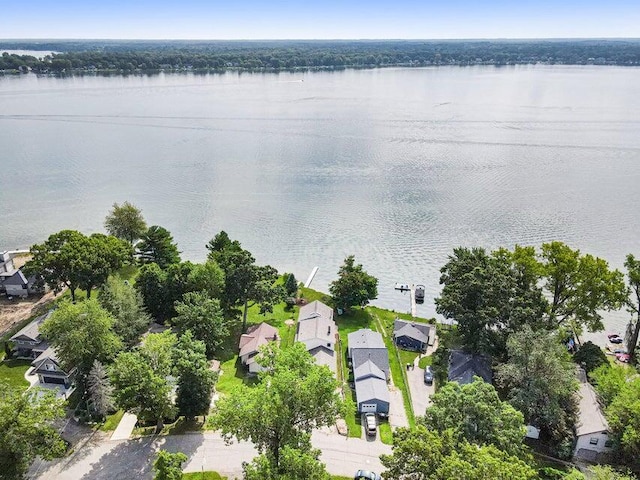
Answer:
[1,66,639,335]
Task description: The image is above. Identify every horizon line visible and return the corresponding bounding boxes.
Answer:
[2,37,640,42]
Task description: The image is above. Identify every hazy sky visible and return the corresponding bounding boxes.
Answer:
[1,0,639,39]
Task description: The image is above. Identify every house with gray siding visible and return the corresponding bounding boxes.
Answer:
[393,318,433,352]
[348,328,390,414]
[10,311,53,359]
[31,347,76,387]
[295,301,337,373]
[0,251,39,298]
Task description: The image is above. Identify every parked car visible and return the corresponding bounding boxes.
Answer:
[364,412,377,437]
[424,366,434,385]
[415,284,425,304]
[355,470,382,480]
[609,335,624,344]
[616,353,630,363]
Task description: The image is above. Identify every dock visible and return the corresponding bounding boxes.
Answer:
[410,284,417,318]
[304,266,319,288]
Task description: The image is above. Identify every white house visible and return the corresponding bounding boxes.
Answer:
[295,301,337,373]
[574,371,613,460]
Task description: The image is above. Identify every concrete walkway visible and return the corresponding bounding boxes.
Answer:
[110,413,138,441]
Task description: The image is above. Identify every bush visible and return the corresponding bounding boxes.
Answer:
[574,341,608,373]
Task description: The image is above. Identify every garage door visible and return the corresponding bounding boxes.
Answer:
[361,403,377,413]
[42,376,66,385]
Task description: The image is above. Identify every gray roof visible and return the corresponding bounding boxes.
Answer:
[352,349,390,378]
[393,319,431,344]
[354,359,386,381]
[10,310,53,342]
[448,350,492,384]
[295,314,336,351]
[576,378,609,436]
[1,270,28,286]
[298,301,333,322]
[355,375,390,405]
[348,329,385,350]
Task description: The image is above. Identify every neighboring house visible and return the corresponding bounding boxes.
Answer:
[574,369,613,461]
[295,300,337,372]
[31,347,76,388]
[348,328,390,414]
[239,322,279,374]
[9,310,53,359]
[393,318,433,352]
[448,349,493,385]
[0,251,39,298]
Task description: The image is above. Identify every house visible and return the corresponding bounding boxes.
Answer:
[295,301,337,372]
[239,322,279,374]
[31,347,76,388]
[0,251,39,298]
[353,359,390,414]
[448,349,493,385]
[10,311,53,359]
[574,370,613,460]
[393,318,433,352]
[348,328,390,414]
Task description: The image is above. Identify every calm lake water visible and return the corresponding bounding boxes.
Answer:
[1,66,639,337]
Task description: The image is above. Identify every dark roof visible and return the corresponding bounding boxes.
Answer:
[448,349,492,384]
[354,375,390,405]
[354,359,386,381]
[1,270,28,286]
[393,319,431,344]
[10,310,53,342]
[352,349,389,378]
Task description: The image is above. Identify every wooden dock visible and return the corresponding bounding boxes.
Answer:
[410,284,417,318]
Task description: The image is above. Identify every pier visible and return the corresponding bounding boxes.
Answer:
[304,266,319,288]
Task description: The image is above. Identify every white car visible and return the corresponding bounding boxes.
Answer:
[364,412,377,437]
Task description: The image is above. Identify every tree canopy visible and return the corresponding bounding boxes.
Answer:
[174,291,229,358]
[99,275,151,347]
[573,341,608,374]
[421,378,527,457]
[87,360,114,420]
[209,343,342,471]
[496,326,578,456]
[329,255,378,311]
[136,225,181,268]
[624,254,640,364]
[41,299,122,380]
[174,331,216,419]
[0,384,66,480]
[24,230,131,301]
[153,450,187,480]
[380,426,537,480]
[104,201,147,245]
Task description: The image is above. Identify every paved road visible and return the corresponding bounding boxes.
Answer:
[33,429,391,480]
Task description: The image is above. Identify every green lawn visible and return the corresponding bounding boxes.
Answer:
[99,409,125,432]
[182,471,226,479]
[378,418,393,445]
[215,356,257,395]
[0,359,31,390]
[418,354,433,369]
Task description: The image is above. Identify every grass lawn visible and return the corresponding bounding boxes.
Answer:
[99,409,125,432]
[418,354,433,369]
[331,477,353,480]
[182,473,226,480]
[378,418,393,445]
[215,356,257,395]
[0,359,31,390]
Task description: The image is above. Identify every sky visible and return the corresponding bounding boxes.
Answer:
[0,0,639,40]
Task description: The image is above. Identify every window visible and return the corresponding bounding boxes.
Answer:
[590,437,598,446]
[45,363,55,371]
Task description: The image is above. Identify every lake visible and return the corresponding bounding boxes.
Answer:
[1,66,639,338]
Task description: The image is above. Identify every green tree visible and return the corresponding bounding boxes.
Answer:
[329,255,378,311]
[87,360,114,420]
[104,201,147,245]
[153,450,187,480]
[174,292,229,359]
[24,230,131,301]
[541,241,627,333]
[243,446,330,480]
[496,326,578,454]
[573,341,608,374]
[40,299,122,381]
[589,465,637,480]
[590,363,636,406]
[174,331,216,420]
[136,261,195,321]
[421,378,527,457]
[605,376,640,460]
[136,225,181,268]
[99,276,151,347]
[111,350,175,431]
[284,273,298,297]
[624,254,640,364]
[0,384,66,480]
[207,233,283,330]
[435,246,547,357]
[209,343,342,471]
[187,260,225,299]
[380,426,537,480]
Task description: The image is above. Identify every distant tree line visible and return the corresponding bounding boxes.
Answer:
[2,39,640,73]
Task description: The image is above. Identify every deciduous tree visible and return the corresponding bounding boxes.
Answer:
[174,331,216,420]
[209,343,341,471]
[153,450,187,480]
[41,299,122,381]
[104,201,147,245]
[137,225,181,268]
[243,446,330,480]
[329,255,378,311]
[624,254,640,364]
[0,384,66,480]
[605,376,640,460]
[99,276,151,347]
[174,292,228,358]
[573,341,608,374]
[422,378,527,457]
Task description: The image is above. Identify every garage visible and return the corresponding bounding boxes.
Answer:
[361,404,378,413]
[42,376,66,385]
